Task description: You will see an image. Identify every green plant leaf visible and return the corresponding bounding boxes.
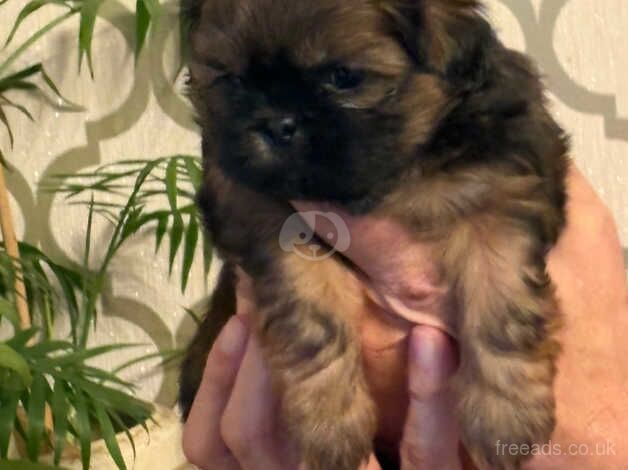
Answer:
[71,388,91,470]
[0,386,20,457]
[0,9,77,79]
[78,0,104,77]
[4,1,47,48]
[119,205,145,240]
[0,95,34,121]
[155,213,168,252]
[3,0,69,48]
[78,377,147,411]
[13,242,83,342]
[38,65,84,110]
[181,213,198,291]
[135,0,151,59]
[94,401,127,470]
[107,411,136,463]
[111,348,181,375]
[168,213,183,274]
[25,340,73,357]
[5,327,38,350]
[17,242,82,288]
[165,157,178,212]
[119,209,166,242]
[51,343,141,367]
[47,265,80,343]
[0,297,19,328]
[183,156,202,190]
[26,372,48,460]
[141,0,160,19]
[0,105,14,147]
[135,0,161,58]
[0,343,32,387]
[50,379,69,465]
[78,197,95,348]
[0,63,42,83]
[12,414,27,447]
[77,379,152,422]
[79,366,133,388]
[0,81,38,93]
[0,64,83,110]
[28,358,133,392]
[25,258,55,337]
[183,307,201,326]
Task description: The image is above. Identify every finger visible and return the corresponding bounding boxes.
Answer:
[221,334,294,470]
[360,454,383,470]
[182,316,248,470]
[400,326,462,470]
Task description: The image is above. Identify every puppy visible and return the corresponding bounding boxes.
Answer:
[178,1,568,469]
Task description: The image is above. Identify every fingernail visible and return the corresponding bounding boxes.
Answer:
[217,316,247,355]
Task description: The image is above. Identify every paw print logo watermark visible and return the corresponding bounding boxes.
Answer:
[279,211,351,260]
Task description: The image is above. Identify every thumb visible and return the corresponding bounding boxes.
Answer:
[400,326,462,470]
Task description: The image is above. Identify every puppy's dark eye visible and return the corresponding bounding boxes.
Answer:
[327,67,364,90]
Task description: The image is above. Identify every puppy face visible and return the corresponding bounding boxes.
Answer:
[185,0,489,209]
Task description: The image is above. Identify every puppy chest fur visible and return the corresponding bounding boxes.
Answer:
[179,1,569,469]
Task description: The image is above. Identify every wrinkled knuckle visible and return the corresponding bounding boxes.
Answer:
[400,443,431,469]
[408,381,442,401]
[400,440,458,470]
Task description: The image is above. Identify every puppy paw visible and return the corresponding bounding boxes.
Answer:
[459,382,556,470]
[288,382,376,470]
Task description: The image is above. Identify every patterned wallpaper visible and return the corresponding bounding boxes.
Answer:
[1,0,627,404]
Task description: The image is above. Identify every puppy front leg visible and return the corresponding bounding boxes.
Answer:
[444,220,561,470]
[202,168,376,468]
[253,252,377,470]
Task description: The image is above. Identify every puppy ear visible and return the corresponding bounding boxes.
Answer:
[379,0,496,90]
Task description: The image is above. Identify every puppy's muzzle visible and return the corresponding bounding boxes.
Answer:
[259,114,301,147]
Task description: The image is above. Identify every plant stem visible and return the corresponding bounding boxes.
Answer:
[0,163,30,329]
[78,160,161,348]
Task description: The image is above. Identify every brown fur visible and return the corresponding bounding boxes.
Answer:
[179,1,569,469]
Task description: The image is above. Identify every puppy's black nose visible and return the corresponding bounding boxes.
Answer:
[265,116,298,145]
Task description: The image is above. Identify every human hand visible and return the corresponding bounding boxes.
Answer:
[182,312,298,470]
[182,309,463,469]
[524,168,628,469]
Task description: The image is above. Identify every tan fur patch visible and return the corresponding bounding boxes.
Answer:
[282,253,365,326]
